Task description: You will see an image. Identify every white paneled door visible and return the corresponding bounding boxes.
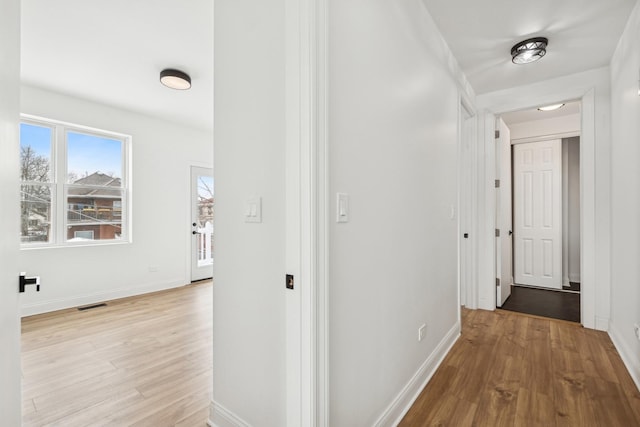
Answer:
[513,139,562,289]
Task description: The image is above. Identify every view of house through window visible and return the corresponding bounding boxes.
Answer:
[196,174,214,266]
[20,117,130,246]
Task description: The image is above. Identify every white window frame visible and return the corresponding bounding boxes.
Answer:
[20,114,132,248]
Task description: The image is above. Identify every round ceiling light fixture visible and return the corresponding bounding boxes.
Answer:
[160,69,191,90]
[537,103,565,111]
[511,37,548,65]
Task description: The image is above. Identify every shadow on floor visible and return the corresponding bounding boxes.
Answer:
[500,285,580,323]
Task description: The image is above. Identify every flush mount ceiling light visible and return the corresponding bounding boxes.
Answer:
[160,69,191,90]
[511,37,548,65]
[537,103,565,112]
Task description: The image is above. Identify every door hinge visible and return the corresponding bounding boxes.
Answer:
[496,278,500,287]
[495,228,500,237]
[495,130,500,139]
[495,179,500,188]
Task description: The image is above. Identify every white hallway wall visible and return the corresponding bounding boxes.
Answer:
[211,0,474,425]
[211,0,287,425]
[329,0,472,425]
[609,0,640,388]
[19,85,213,316]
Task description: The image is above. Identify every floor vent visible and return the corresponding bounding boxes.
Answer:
[78,303,107,311]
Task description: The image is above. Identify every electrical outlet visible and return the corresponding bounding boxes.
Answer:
[149,266,159,273]
[634,324,640,341]
[418,324,426,342]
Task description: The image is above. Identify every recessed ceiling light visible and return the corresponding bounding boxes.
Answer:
[160,69,191,90]
[511,37,548,65]
[537,103,565,112]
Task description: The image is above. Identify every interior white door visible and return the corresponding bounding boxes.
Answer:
[496,118,513,306]
[513,139,562,289]
[191,166,214,281]
[0,0,23,422]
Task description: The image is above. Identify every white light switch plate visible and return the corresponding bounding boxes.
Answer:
[336,193,349,223]
[245,197,262,223]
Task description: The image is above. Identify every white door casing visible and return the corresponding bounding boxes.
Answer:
[191,166,214,282]
[513,139,563,289]
[496,118,513,306]
[0,0,22,423]
[459,106,472,307]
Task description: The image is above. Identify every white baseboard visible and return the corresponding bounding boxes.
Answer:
[595,316,610,332]
[373,322,461,427]
[608,324,640,392]
[21,279,188,317]
[478,297,493,311]
[209,400,252,427]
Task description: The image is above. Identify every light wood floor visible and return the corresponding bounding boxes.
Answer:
[400,308,640,426]
[21,281,213,427]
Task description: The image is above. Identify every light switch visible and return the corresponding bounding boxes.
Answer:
[245,197,262,223]
[336,193,349,223]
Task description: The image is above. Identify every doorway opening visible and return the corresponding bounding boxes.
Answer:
[191,166,214,282]
[495,101,581,322]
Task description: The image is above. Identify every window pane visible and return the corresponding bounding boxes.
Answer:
[21,184,52,243]
[67,132,122,183]
[66,186,124,242]
[196,175,213,266]
[20,123,52,182]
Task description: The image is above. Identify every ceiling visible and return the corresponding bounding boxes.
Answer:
[21,0,213,131]
[422,0,637,94]
[20,1,636,129]
[501,100,581,125]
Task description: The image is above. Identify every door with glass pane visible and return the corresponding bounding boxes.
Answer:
[191,166,214,281]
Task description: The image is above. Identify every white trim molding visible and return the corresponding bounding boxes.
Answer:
[285,0,328,425]
[373,323,461,427]
[21,278,188,317]
[609,326,640,392]
[511,131,580,145]
[209,400,252,427]
[595,316,610,332]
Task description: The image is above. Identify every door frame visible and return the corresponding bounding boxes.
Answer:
[495,118,513,306]
[0,0,22,423]
[476,70,608,330]
[284,0,328,425]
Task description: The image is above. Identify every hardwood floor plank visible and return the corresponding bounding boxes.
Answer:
[514,388,556,427]
[400,308,640,426]
[174,406,210,427]
[21,281,213,426]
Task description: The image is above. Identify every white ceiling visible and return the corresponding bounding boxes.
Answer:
[21,0,213,131]
[20,1,636,128]
[422,0,637,94]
